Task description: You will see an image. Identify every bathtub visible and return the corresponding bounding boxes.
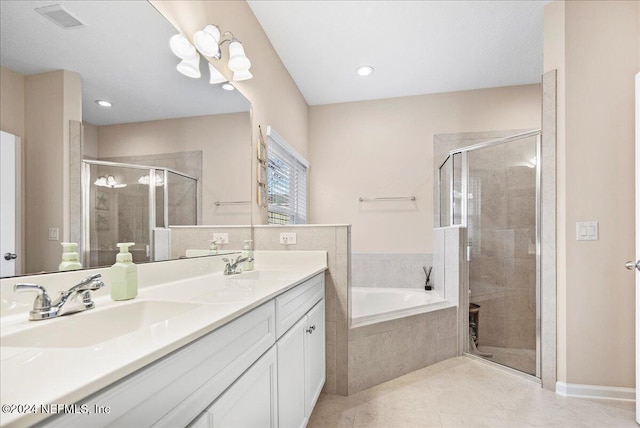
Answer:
[351,287,453,326]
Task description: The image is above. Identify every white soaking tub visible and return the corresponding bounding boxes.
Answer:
[351,287,453,326]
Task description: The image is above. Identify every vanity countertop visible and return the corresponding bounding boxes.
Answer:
[0,253,327,427]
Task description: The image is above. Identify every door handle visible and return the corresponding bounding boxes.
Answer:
[4,253,17,261]
[625,260,640,272]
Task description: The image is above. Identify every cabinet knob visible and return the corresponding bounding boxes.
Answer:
[4,253,17,261]
[306,325,316,334]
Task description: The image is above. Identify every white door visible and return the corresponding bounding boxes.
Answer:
[634,72,640,424]
[0,131,21,277]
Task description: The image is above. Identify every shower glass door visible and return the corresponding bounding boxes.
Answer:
[83,160,198,268]
[465,134,539,377]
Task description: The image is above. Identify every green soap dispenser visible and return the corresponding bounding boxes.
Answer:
[59,242,82,271]
[242,240,254,271]
[111,242,138,301]
[208,239,218,255]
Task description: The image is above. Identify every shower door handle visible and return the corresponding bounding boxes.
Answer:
[625,260,640,272]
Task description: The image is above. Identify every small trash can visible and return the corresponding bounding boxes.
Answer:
[469,303,480,346]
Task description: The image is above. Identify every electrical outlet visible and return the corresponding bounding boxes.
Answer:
[212,233,229,245]
[48,227,59,241]
[279,232,297,245]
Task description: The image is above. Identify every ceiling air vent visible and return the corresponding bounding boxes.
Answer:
[35,4,86,29]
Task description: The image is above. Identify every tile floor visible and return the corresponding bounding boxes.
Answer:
[308,357,636,428]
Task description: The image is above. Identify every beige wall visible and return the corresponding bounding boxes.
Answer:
[96,112,251,225]
[83,122,98,159]
[23,70,81,272]
[308,84,541,252]
[150,1,309,225]
[0,67,25,139]
[545,0,639,388]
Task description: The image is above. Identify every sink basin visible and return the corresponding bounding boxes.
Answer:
[1,300,203,349]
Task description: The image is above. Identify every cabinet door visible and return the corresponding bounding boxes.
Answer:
[277,316,306,428]
[305,300,325,416]
[207,346,278,428]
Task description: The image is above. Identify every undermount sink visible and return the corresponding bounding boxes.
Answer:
[1,300,203,349]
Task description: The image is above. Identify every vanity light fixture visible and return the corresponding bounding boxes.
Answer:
[227,40,251,75]
[180,24,253,82]
[95,100,112,107]
[94,175,126,188]
[232,70,253,82]
[208,63,226,84]
[169,34,201,79]
[356,65,374,76]
[138,174,164,186]
[194,25,222,58]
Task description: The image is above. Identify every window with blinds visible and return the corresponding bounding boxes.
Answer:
[266,128,308,225]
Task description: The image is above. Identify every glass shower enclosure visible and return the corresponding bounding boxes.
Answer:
[438,130,541,378]
[82,160,198,268]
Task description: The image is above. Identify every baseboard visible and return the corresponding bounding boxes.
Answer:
[556,381,635,402]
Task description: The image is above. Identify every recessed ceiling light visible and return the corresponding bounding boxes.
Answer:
[221,82,235,91]
[95,100,112,107]
[356,66,374,77]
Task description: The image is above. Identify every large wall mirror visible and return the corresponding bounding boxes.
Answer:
[0,1,252,277]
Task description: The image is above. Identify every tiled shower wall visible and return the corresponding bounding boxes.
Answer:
[351,253,433,290]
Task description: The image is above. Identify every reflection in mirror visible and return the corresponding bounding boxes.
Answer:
[84,160,199,267]
[0,1,252,277]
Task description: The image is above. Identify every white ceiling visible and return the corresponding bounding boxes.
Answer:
[248,0,548,106]
[0,1,250,126]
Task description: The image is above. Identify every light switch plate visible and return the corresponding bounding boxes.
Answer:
[280,232,297,245]
[576,221,598,241]
[212,233,229,245]
[48,227,59,241]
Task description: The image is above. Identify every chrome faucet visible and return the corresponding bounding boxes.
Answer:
[222,256,254,276]
[14,273,105,321]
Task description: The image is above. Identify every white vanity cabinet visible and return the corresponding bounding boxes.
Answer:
[41,301,277,428]
[38,272,325,428]
[195,273,325,428]
[276,276,326,428]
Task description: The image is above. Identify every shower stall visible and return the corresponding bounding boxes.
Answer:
[438,130,541,377]
[82,160,198,268]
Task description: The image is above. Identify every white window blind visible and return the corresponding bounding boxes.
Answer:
[266,127,308,225]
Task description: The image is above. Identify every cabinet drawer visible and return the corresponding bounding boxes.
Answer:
[275,273,324,338]
[42,301,276,428]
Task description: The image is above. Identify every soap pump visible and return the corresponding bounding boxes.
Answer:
[208,239,218,255]
[111,242,138,301]
[59,242,82,271]
[242,240,254,271]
